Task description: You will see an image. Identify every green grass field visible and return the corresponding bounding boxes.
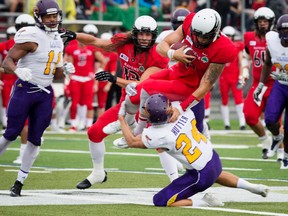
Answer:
[0,120,288,216]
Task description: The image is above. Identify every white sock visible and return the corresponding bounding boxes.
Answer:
[20,141,40,173]
[88,140,106,183]
[86,118,93,128]
[259,134,271,149]
[221,105,230,126]
[133,117,147,135]
[50,118,58,129]
[236,103,246,126]
[158,151,179,182]
[237,178,255,192]
[125,113,135,125]
[89,140,105,171]
[0,136,12,156]
[17,169,29,184]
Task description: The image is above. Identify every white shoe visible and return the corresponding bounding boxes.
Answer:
[13,157,22,164]
[267,134,283,158]
[103,120,136,135]
[113,137,129,148]
[249,184,269,197]
[202,193,224,207]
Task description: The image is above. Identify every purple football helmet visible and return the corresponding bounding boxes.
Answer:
[277,14,288,43]
[144,93,170,125]
[33,0,62,32]
[171,8,190,30]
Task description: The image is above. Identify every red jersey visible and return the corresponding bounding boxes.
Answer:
[172,13,238,88]
[65,42,97,77]
[111,33,169,96]
[221,40,244,81]
[243,31,274,86]
[0,39,17,81]
[103,50,118,73]
[112,34,169,81]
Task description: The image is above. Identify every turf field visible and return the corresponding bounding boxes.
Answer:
[0,121,288,216]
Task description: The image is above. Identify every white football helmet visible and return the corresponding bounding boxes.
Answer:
[15,14,35,31]
[222,26,236,36]
[132,15,158,49]
[6,26,16,35]
[100,32,112,40]
[83,24,98,36]
[191,8,221,48]
[254,7,275,34]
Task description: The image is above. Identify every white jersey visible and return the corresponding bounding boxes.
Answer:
[15,26,64,87]
[142,109,213,170]
[266,31,288,85]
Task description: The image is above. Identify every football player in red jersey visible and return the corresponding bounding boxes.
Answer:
[64,24,106,131]
[61,15,170,189]
[219,25,246,130]
[118,8,237,137]
[241,7,276,159]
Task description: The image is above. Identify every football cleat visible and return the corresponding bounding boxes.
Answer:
[13,156,22,164]
[76,171,107,189]
[280,158,288,169]
[202,193,224,207]
[262,149,268,159]
[10,180,23,197]
[113,137,129,149]
[249,184,269,197]
[267,134,283,158]
[277,150,284,162]
[103,120,136,135]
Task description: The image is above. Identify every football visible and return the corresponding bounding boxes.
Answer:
[170,42,193,55]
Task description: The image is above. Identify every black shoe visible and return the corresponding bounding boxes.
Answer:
[262,149,268,159]
[76,171,107,189]
[224,125,231,130]
[240,126,246,130]
[10,180,23,197]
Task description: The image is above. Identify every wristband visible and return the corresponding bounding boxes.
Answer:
[180,94,200,111]
[167,49,175,60]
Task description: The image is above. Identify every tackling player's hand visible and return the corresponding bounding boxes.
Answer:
[168,107,180,123]
[60,29,77,45]
[95,71,117,83]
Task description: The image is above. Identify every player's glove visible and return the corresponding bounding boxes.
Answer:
[60,30,76,45]
[95,71,117,83]
[14,68,32,81]
[63,62,75,76]
[125,82,137,96]
[253,82,264,102]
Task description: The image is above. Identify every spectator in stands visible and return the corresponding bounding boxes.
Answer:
[105,0,132,10]
[229,0,242,29]
[4,0,23,12]
[266,0,287,20]
[138,0,161,19]
[75,0,94,20]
